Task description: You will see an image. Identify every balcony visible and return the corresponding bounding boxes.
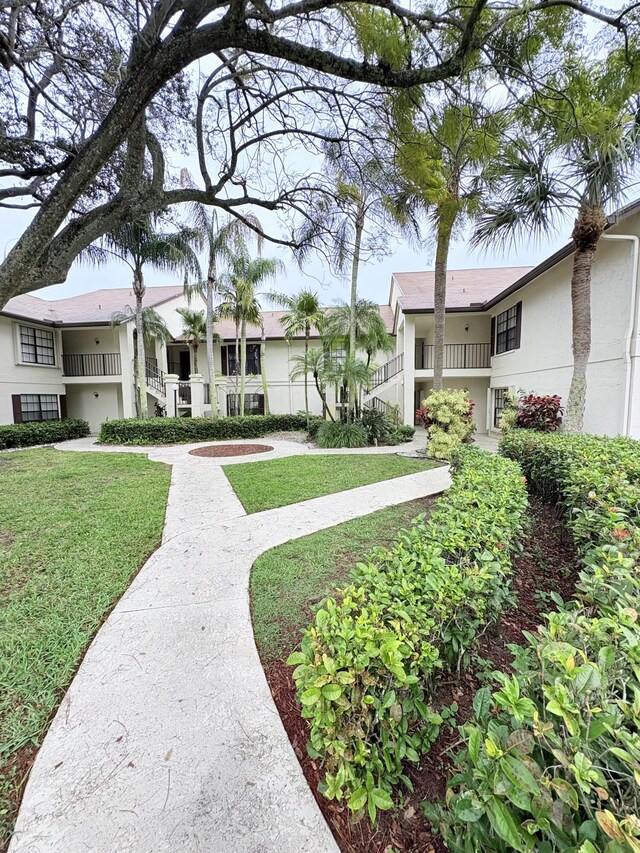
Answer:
[415,343,491,371]
[63,352,121,376]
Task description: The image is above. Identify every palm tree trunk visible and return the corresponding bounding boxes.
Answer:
[260,322,270,414]
[347,203,365,425]
[315,373,334,421]
[206,261,219,417]
[234,320,240,399]
[433,201,456,393]
[304,325,310,425]
[133,265,148,419]
[192,343,198,374]
[564,205,606,433]
[240,317,247,416]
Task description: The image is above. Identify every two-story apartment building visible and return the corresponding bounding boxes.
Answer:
[3,198,640,437]
[368,199,640,439]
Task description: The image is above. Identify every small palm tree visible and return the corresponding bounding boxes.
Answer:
[99,217,201,418]
[268,289,325,423]
[325,356,373,423]
[218,250,280,415]
[176,307,212,374]
[289,348,334,420]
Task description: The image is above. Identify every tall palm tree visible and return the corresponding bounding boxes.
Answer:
[473,60,639,432]
[268,289,325,422]
[218,250,279,415]
[289,348,334,420]
[111,307,171,415]
[176,307,211,374]
[183,178,262,416]
[100,217,201,418]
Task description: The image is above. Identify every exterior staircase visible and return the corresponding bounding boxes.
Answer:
[145,358,166,401]
[364,353,404,401]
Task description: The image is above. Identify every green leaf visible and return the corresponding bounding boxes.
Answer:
[506,730,535,755]
[550,778,579,810]
[300,687,322,706]
[286,651,307,666]
[321,684,342,701]
[468,728,481,765]
[348,787,368,812]
[371,788,394,810]
[473,686,492,720]
[500,755,540,796]
[486,798,527,852]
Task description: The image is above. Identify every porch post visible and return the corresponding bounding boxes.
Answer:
[402,315,415,426]
[190,374,204,417]
[165,373,179,417]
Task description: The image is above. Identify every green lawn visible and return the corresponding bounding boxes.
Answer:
[251,497,433,661]
[0,449,170,847]
[223,453,438,513]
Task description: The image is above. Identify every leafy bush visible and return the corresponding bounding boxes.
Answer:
[387,424,415,445]
[498,388,521,432]
[515,393,563,431]
[0,419,90,449]
[288,447,528,823]
[316,421,368,448]
[357,408,391,445]
[306,418,322,441]
[421,389,476,460]
[430,432,640,853]
[99,414,322,444]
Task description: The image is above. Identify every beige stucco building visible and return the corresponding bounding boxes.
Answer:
[2,199,640,437]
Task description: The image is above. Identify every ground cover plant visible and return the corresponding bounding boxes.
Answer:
[223,454,438,513]
[429,431,640,853]
[316,422,368,449]
[0,419,89,450]
[287,447,528,824]
[0,449,170,847]
[99,414,322,444]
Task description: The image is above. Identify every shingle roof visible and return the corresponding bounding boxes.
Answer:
[2,286,184,326]
[393,267,534,311]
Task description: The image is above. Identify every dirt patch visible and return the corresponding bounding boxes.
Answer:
[188,443,274,458]
[264,495,579,853]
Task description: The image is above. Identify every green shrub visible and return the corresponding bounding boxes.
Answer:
[316,421,368,448]
[99,414,321,444]
[0,419,90,449]
[421,389,476,460]
[288,447,528,822]
[357,408,391,445]
[306,418,323,440]
[430,432,640,853]
[394,424,415,442]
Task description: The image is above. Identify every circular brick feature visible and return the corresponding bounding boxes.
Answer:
[189,444,273,458]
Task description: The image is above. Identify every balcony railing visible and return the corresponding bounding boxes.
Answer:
[370,353,404,390]
[63,352,121,376]
[145,358,165,394]
[415,343,491,370]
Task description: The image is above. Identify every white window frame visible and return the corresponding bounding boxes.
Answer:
[14,322,59,368]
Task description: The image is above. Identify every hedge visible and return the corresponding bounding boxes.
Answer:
[0,419,90,450]
[99,414,322,444]
[288,447,529,822]
[430,431,640,853]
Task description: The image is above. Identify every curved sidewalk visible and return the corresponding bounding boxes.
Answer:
[9,440,450,853]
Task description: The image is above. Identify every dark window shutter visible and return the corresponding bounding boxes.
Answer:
[59,394,67,419]
[490,316,496,357]
[258,395,265,415]
[221,347,228,376]
[514,302,522,349]
[12,394,23,424]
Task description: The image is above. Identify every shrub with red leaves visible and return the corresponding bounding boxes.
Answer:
[516,394,563,432]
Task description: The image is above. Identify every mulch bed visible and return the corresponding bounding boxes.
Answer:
[263,495,579,853]
[188,443,273,458]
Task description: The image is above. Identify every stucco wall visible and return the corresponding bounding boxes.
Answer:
[0,317,65,425]
[489,224,636,436]
[65,384,124,434]
[61,327,120,356]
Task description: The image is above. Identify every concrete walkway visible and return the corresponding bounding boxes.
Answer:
[9,438,451,853]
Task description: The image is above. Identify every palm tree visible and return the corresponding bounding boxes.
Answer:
[394,97,502,390]
[183,179,262,416]
[111,307,171,415]
[218,250,280,415]
[268,289,325,422]
[473,60,639,431]
[99,217,201,418]
[289,348,334,420]
[176,307,211,374]
[325,356,373,422]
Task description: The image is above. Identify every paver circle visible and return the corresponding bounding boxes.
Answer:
[189,443,274,458]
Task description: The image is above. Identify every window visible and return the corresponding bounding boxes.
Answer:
[493,303,522,355]
[19,394,60,422]
[226,393,264,416]
[221,344,261,375]
[19,325,55,365]
[493,388,507,429]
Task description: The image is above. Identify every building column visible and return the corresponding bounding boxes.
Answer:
[165,373,179,417]
[190,374,204,417]
[402,315,415,426]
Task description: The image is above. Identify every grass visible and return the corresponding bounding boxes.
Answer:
[0,449,170,848]
[251,497,433,662]
[223,453,439,513]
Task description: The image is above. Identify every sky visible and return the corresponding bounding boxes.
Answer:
[2,201,571,310]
